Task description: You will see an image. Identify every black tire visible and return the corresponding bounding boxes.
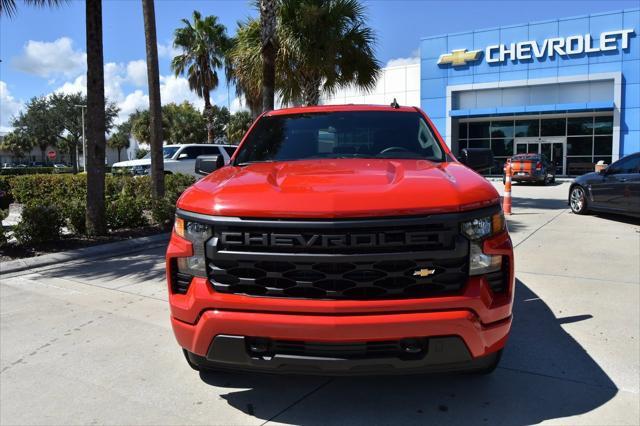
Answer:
[569,185,589,215]
[471,349,503,375]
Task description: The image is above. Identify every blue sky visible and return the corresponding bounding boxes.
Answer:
[1,0,638,131]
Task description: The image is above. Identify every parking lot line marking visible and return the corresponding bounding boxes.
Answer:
[513,209,567,249]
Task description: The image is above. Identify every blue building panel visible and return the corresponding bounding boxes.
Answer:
[420,8,640,161]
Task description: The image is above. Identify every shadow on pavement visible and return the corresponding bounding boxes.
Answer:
[199,279,617,425]
[39,245,167,284]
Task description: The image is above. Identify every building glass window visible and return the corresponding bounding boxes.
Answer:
[491,139,513,157]
[514,119,539,137]
[458,122,468,139]
[594,135,613,155]
[567,117,593,136]
[490,121,514,138]
[468,122,490,139]
[594,116,613,135]
[567,136,593,156]
[541,118,566,136]
[468,139,490,149]
[566,157,595,175]
[457,113,613,175]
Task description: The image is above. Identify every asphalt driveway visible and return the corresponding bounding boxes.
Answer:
[1,182,638,425]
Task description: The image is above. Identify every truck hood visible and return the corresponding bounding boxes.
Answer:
[178,159,500,218]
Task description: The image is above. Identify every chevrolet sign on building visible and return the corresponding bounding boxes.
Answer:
[438,29,635,66]
[421,9,640,176]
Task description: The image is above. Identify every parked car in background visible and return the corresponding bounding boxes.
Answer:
[569,152,640,218]
[111,144,238,178]
[503,153,555,185]
[29,162,46,167]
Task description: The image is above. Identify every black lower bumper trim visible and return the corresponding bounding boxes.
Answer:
[185,335,500,376]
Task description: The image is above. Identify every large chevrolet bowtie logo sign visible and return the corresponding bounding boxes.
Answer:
[437,49,482,66]
[436,28,635,67]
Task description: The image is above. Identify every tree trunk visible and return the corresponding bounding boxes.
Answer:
[203,90,214,143]
[117,148,121,162]
[302,75,322,106]
[70,145,78,174]
[260,0,277,112]
[40,145,46,163]
[85,0,107,235]
[142,0,165,198]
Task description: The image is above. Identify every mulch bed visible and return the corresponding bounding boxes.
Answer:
[0,226,166,262]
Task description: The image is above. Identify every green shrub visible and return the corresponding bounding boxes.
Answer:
[0,176,13,209]
[63,198,87,235]
[13,204,64,245]
[0,209,7,247]
[106,196,147,230]
[151,196,177,230]
[0,167,56,176]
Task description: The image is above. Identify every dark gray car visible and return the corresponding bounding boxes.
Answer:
[568,152,640,218]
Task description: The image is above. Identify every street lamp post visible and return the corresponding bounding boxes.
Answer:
[75,104,87,172]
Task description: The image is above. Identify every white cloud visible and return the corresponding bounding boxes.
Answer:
[12,37,86,78]
[385,48,420,68]
[159,75,203,109]
[126,60,148,87]
[55,74,87,96]
[157,42,183,59]
[0,81,23,132]
[117,90,149,123]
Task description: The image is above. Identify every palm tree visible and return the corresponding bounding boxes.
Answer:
[279,0,380,105]
[227,19,263,118]
[227,0,380,109]
[0,0,66,17]
[107,125,130,162]
[260,0,277,111]
[171,11,230,143]
[142,0,164,198]
[85,0,107,235]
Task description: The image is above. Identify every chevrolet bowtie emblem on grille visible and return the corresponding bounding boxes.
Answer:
[437,49,482,66]
[413,268,436,277]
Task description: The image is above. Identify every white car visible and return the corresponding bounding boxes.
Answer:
[111,144,237,178]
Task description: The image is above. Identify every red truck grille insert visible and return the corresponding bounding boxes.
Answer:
[199,214,477,301]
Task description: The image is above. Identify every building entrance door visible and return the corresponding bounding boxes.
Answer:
[515,137,566,175]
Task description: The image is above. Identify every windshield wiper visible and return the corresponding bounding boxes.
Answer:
[235,160,278,166]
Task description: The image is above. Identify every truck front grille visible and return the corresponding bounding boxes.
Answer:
[208,255,468,300]
[201,214,477,301]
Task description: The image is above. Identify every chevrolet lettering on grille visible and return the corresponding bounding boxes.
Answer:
[219,231,437,249]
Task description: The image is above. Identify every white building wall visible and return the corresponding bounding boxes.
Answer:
[320,63,420,107]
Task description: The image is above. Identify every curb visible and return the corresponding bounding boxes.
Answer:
[0,233,170,275]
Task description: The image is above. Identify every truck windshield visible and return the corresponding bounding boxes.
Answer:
[235,111,446,165]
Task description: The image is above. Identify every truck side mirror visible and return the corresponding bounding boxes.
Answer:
[459,148,494,172]
[195,155,224,175]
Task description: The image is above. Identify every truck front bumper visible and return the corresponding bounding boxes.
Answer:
[172,307,511,375]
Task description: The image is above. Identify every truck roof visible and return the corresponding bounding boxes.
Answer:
[265,104,419,116]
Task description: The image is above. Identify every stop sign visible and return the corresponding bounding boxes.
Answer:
[47,150,56,160]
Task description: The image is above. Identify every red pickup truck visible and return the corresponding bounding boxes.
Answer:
[166,105,514,375]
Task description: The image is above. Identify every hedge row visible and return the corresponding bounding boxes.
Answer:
[0,173,195,246]
[0,167,78,176]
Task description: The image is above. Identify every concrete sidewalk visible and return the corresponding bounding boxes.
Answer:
[1,182,638,425]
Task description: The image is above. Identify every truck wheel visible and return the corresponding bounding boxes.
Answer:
[471,349,503,375]
[569,186,589,215]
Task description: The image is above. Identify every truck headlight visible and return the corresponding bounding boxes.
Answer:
[461,212,505,276]
[174,217,211,277]
[461,212,505,240]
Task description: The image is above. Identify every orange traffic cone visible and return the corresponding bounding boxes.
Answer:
[503,162,512,215]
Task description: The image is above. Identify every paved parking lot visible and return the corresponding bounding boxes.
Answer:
[1,181,639,425]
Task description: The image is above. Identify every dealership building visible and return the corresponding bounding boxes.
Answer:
[322,8,640,175]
